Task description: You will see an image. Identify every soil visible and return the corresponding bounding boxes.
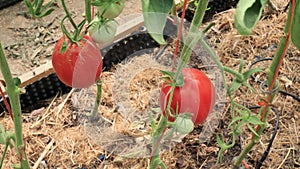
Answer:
[0,0,299,169]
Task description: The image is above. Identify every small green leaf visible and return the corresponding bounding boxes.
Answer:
[242,82,258,93]
[229,79,242,93]
[161,70,174,78]
[235,108,248,116]
[234,0,268,35]
[248,115,265,125]
[238,59,244,73]
[142,0,173,44]
[291,0,300,51]
[247,123,260,137]
[228,116,244,127]
[38,8,55,18]
[174,113,194,134]
[243,67,263,79]
[148,112,157,130]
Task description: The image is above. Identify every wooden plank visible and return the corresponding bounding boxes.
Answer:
[19,61,54,88]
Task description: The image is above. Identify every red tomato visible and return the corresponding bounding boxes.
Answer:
[52,35,103,88]
[160,68,216,125]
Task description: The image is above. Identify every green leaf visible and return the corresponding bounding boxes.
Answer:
[38,8,55,18]
[148,112,157,130]
[248,115,265,125]
[234,0,268,35]
[161,70,174,78]
[243,67,263,79]
[235,107,248,116]
[228,116,244,127]
[229,79,242,93]
[238,59,244,73]
[174,113,194,134]
[247,123,260,137]
[242,81,258,93]
[291,0,300,51]
[24,0,35,16]
[141,0,173,44]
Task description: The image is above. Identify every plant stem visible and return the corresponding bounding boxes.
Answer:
[61,0,77,30]
[61,0,80,41]
[0,83,13,120]
[173,0,188,70]
[149,1,211,168]
[85,0,92,23]
[89,78,102,121]
[149,83,176,168]
[232,1,295,168]
[0,43,30,168]
[180,0,209,64]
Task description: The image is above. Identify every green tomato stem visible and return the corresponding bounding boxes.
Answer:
[60,0,82,42]
[89,78,102,121]
[85,0,92,23]
[149,1,210,168]
[0,43,30,169]
[232,1,295,168]
[179,0,209,64]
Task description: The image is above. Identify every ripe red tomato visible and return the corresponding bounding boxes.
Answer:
[160,68,216,125]
[52,35,103,88]
[97,0,125,19]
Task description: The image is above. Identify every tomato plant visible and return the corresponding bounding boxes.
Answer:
[52,35,103,88]
[88,17,117,44]
[95,0,125,19]
[159,68,216,125]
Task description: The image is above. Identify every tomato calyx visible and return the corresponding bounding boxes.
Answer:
[161,70,184,87]
[60,0,87,46]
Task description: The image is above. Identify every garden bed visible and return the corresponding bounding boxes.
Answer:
[0,0,299,168]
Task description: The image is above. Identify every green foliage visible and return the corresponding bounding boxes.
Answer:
[234,0,268,35]
[24,0,55,18]
[225,60,263,93]
[291,0,300,50]
[141,0,173,44]
[161,70,184,87]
